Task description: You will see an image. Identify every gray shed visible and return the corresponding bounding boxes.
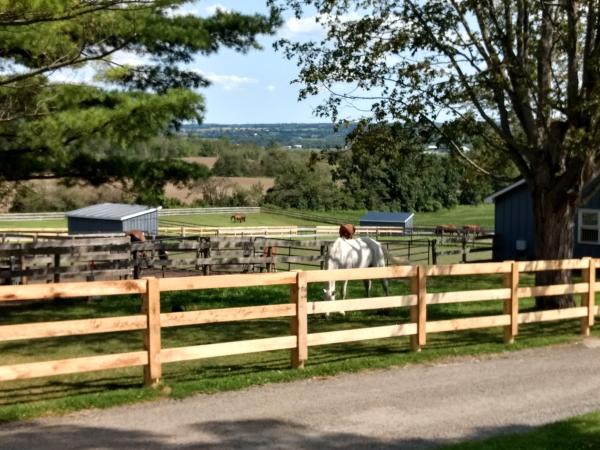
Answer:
[66,203,160,236]
[359,211,414,231]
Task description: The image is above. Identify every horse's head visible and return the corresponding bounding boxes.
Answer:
[323,287,336,301]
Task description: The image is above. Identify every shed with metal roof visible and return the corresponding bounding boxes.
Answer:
[66,203,160,236]
[359,211,414,230]
[485,178,600,260]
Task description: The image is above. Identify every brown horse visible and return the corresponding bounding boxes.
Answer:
[230,213,246,223]
[435,224,458,236]
[462,224,481,236]
[339,223,356,239]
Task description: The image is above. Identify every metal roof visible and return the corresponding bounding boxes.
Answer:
[484,179,526,204]
[359,211,414,223]
[66,203,159,221]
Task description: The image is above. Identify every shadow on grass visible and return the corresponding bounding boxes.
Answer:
[4,415,599,450]
[0,418,547,450]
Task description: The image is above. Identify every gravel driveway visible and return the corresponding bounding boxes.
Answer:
[2,340,600,449]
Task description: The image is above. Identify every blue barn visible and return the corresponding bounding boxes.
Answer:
[359,211,414,231]
[485,180,600,260]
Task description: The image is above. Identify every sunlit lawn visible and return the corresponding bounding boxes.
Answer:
[0,271,591,423]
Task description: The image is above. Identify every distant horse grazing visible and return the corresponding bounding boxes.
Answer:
[323,237,390,315]
[462,224,481,237]
[435,224,458,236]
[230,213,246,223]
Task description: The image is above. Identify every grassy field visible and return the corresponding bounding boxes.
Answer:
[0,272,593,423]
[0,203,495,229]
[319,204,495,229]
[159,212,324,228]
[442,409,600,449]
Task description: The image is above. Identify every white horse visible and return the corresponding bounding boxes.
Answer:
[323,237,390,314]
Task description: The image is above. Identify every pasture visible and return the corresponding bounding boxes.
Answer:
[0,203,495,229]
[0,263,595,423]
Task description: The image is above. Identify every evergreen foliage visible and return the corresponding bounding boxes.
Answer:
[0,1,280,203]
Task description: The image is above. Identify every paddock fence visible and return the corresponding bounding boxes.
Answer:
[0,258,595,385]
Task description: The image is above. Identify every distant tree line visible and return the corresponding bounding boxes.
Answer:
[9,123,515,212]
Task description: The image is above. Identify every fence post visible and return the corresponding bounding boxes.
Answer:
[53,254,61,283]
[461,236,467,263]
[503,261,519,344]
[142,277,162,386]
[410,266,427,351]
[581,257,595,336]
[290,271,308,368]
[431,239,437,265]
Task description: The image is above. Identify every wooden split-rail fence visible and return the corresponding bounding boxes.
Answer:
[0,258,596,386]
[0,233,495,284]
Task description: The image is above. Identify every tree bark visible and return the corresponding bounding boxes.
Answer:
[532,185,578,309]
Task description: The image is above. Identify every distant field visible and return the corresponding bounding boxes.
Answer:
[305,204,495,229]
[0,203,494,230]
[0,219,67,229]
[159,212,322,228]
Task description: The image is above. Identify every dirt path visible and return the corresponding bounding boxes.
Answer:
[2,340,600,449]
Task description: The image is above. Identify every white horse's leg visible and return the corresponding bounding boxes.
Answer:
[363,279,372,297]
[339,280,348,315]
[381,278,389,296]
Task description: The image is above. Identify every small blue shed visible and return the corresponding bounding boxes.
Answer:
[485,179,600,260]
[359,211,414,231]
[67,203,160,236]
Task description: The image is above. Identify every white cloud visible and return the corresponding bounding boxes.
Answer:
[280,16,323,38]
[198,71,258,91]
[265,85,276,92]
[279,12,363,39]
[111,51,148,67]
[205,4,231,15]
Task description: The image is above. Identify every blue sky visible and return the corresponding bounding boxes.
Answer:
[178,1,329,124]
[51,1,347,124]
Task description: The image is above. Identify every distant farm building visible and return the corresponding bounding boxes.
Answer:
[66,203,160,236]
[359,211,414,231]
[485,179,600,260]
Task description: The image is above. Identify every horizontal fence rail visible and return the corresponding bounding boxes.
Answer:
[0,258,596,385]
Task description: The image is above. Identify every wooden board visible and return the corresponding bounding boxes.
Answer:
[306,324,417,346]
[426,288,510,305]
[308,295,417,315]
[426,315,510,333]
[0,315,146,342]
[0,279,146,302]
[305,265,417,283]
[161,304,296,327]
[518,307,588,324]
[517,259,588,272]
[158,271,297,291]
[517,282,588,298]
[425,262,511,276]
[0,351,148,382]
[160,336,297,363]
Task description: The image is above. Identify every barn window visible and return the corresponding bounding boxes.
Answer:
[579,209,600,244]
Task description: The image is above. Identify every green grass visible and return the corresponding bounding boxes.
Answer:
[302,204,494,228]
[0,219,66,228]
[441,410,600,449]
[159,212,325,227]
[0,204,495,230]
[0,273,591,424]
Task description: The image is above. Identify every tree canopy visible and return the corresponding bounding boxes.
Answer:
[273,1,600,258]
[0,1,281,203]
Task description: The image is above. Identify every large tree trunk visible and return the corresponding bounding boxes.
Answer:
[531,186,578,309]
